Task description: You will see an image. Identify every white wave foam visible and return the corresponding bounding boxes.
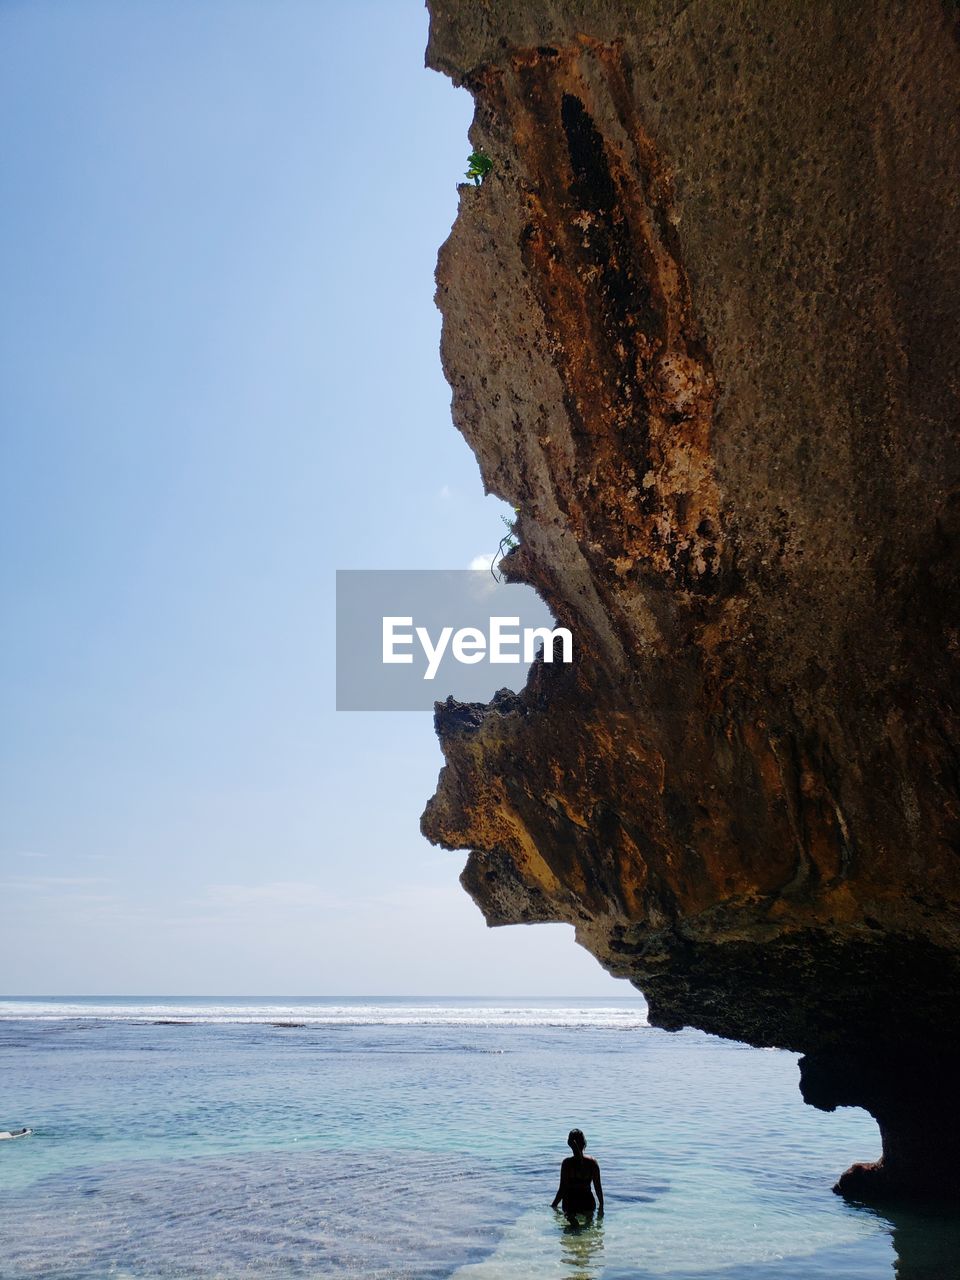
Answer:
[0,999,649,1029]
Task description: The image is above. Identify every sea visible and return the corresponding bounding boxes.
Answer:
[1,997,957,1279]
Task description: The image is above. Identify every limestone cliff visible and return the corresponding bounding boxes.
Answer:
[421,0,960,1200]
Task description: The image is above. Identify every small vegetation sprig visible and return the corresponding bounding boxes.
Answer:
[465,149,493,186]
[491,508,520,581]
[499,509,519,552]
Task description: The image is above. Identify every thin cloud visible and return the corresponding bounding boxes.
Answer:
[158,880,356,932]
[0,875,116,891]
[201,880,349,913]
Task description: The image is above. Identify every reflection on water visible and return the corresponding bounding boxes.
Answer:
[851,1199,960,1280]
[558,1212,605,1279]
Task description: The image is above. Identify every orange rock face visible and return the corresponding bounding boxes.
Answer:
[422,1,960,1199]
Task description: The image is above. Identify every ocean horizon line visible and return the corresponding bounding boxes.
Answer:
[0,993,645,1001]
[0,995,651,1029]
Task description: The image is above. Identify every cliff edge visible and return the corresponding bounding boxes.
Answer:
[421,0,960,1200]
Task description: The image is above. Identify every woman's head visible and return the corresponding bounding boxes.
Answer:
[567,1128,586,1154]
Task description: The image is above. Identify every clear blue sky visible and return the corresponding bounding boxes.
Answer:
[0,0,625,996]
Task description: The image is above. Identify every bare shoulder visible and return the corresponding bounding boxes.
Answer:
[586,1155,600,1169]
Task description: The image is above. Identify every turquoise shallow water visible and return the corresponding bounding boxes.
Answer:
[1,997,958,1278]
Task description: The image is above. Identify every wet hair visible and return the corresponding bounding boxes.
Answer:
[567,1128,586,1152]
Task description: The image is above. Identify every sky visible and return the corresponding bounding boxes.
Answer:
[0,0,626,996]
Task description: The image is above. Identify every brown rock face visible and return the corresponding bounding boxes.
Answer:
[422,0,960,1200]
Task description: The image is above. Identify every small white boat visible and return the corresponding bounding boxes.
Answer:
[0,1128,32,1140]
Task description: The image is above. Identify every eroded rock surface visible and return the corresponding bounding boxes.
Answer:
[421,0,960,1199]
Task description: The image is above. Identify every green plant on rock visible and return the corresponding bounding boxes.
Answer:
[465,149,493,186]
[499,509,520,552]
[491,507,520,581]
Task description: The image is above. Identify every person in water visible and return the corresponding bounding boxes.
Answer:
[551,1128,604,1219]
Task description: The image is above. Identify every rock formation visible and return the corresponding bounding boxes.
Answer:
[421,0,960,1201]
